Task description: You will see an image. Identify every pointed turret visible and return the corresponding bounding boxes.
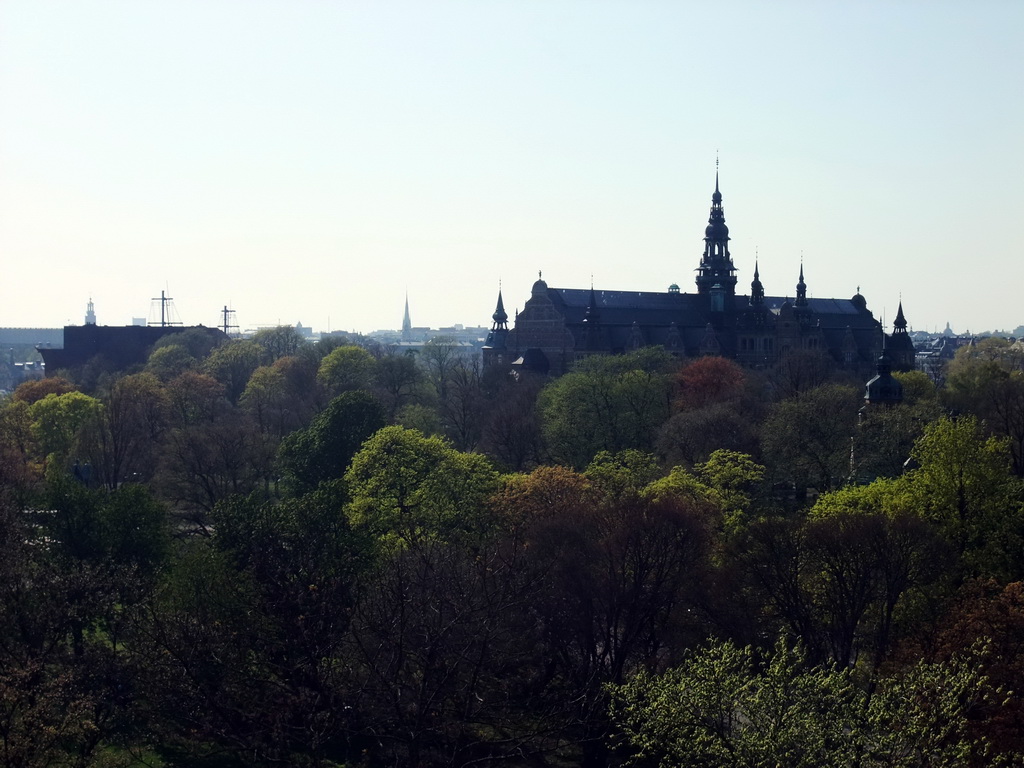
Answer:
[893,301,907,332]
[483,288,509,360]
[695,172,738,297]
[749,260,765,307]
[795,262,808,308]
[886,299,916,371]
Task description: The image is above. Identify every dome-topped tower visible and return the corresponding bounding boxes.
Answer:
[531,271,548,298]
[695,172,738,297]
[865,341,903,406]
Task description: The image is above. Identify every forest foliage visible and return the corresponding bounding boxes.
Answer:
[2,333,1024,767]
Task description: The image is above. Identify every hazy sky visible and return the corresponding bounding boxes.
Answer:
[2,1,1022,335]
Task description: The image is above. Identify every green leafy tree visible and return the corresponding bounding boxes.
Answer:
[739,480,946,669]
[908,416,1024,578]
[895,369,939,406]
[144,343,196,381]
[202,339,262,404]
[278,390,387,494]
[609,638,1008,768]
[696,449,768,532]
[345,425,499,544]
[150,326,224,360]
[317,344,376,395]
[27,391,102,470]
[943,345,1024,476]
[539,349,675,468]
[585,449,663,500]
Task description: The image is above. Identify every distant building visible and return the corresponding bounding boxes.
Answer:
[484,174,914,377]
[864,346,903,407]
[38,324,226,374]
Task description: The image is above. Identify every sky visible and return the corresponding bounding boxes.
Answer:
[1,1,1022,336]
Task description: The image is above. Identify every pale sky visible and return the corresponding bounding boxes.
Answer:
[1,1,1022,336]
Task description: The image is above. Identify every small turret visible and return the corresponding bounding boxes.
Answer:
[750,260,765,307]
[795,262,808,308]
[482,288,510,369]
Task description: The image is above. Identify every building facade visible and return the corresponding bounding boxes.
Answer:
[484,175,913,377]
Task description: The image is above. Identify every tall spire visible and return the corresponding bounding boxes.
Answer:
[695,168,737,297]
[401,293,412,341]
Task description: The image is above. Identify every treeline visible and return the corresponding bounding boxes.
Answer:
[1,329,1024,767]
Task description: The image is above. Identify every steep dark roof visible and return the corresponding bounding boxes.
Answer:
[541,286,879,361]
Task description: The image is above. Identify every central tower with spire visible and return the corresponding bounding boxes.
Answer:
[695,172,738,297]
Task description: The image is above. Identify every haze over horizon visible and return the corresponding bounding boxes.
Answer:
[2,2,1022,337]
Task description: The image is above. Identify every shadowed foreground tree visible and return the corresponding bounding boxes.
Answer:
[761,384,860,493]
[134,482,366,766]
[513,465,712,768]
[343,428,554,766]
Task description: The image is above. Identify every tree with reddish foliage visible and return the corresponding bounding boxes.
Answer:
[673,356,747,411]
[10,376,76,405]
[660,356,763,466]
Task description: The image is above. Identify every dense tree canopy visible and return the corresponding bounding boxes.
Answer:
[5,345,1024,766]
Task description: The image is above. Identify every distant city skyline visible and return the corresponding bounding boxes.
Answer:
[1,2,1022,337]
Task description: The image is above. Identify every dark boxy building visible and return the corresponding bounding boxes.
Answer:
[39,324,225,373]
[483,175,915,377]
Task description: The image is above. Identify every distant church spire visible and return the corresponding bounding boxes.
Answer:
[85,297,96,325]
[696,170,737,297]
[401,293,412,341]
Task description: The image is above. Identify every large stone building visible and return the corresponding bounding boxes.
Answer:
[483,175,914,376]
